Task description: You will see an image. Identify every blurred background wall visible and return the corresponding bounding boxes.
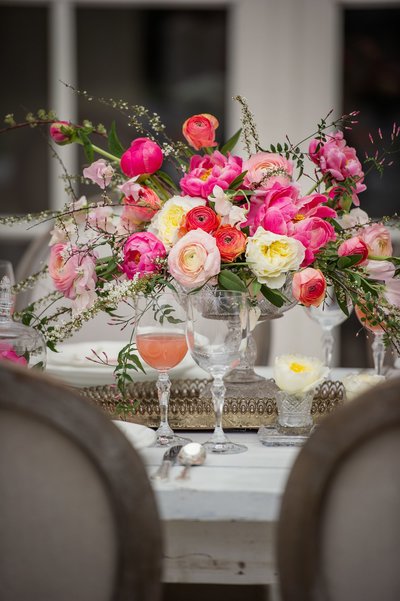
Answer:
[0,0,399,366]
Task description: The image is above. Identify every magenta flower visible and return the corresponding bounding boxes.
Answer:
[245,183,299,235]
[0,345,28,366]
[180,151,242,199]
[291,217,336,267]
[121,232,166,279]
[120,138,163,177]
[49,121,73,145]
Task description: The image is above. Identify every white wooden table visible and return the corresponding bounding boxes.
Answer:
[138,431,299,585]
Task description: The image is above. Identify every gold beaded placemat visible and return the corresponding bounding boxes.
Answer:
[78,378,345,429]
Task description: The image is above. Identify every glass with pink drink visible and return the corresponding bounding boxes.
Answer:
[135,291,191,446]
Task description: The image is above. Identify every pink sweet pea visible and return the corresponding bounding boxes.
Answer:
[0,345,28,366]
[87,206,116,233]
[121,232,166,279]
[338,236,369,265]
[364,259,395,282]
[120,138,163,177]
[49,244,97,308]
[180,151,242,199]
[385,278,400,308]
[243,152,293,190]
[167,229,221,288]
[83,159,114,189]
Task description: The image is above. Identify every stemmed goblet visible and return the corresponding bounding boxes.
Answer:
[186,289,249,454]
[0,261,16,310]
[355,305,385,375]
[135,291,191,447]
[305,286,353,369]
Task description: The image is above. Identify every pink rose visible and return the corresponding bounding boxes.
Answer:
[182,114,219,150]
[180,151,242,199]
[292,268,327,307]
[243,153,293,190]
[359,223,393,257]
[338,236,369,265]
[83,159,114,189]
[50,121,73,145]
[0,344,28,366]
[121,232,166,279]
[122,186,162,224]
[167,229,221,288]
[120,138,163,177]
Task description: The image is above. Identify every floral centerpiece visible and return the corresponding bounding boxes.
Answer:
[1,90,400,394]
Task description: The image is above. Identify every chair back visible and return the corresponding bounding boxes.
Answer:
[277,377,400,601]
[0,361,162,601]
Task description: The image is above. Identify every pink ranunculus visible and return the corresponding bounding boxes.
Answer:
[50,121,73,145]
[245,183,299,235]
[180,151,242,199]
[0,345,28,366]
[121,232,166,279]
[120,138,163,177]
[359,223,393,258]
[384,278,400,308]
[49,244,97,304]
[309,131,366,201]
[182,114,219,150]
[243,152,293,190]
[338,236,369,265]
[122,186,162,224]
[292,268,327,307]
[83,159,114,189]
[167,229,221,289]
[291,217,336,267]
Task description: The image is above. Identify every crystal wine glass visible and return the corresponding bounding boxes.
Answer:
[186,289,249,454]
[305,286,353,368]
[355,304,385,375]
[135,291,191,447]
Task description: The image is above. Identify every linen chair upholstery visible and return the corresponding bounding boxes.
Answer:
[0,361,162,601]
[277,377,400,601]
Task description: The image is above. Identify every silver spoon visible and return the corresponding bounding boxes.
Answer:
[175,442,206,480]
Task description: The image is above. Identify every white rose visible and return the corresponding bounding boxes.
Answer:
[245,228,305,289]
[342,372,385,401]
[274,354,329,395]
[148,195,205,249]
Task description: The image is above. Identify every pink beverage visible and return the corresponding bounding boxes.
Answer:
[137,332,188,370]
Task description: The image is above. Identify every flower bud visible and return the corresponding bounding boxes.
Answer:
[120,137,163,177]
[338,236,369,265]
[49,121,74,145]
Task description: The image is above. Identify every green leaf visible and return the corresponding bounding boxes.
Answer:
[260,284,285,308]
[218,270,247,292]
[157,170,179,192]
[108,121,124,158]
[78,129,94,163]
[337,254,362,269]
[229,171,247,190]
[220,128,242,155]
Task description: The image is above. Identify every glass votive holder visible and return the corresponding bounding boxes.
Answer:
[275,388,315,435]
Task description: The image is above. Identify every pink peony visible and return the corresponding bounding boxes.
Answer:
[120,138,163,177]
[0,344,28,366]
[182,114,219,150]
[167,229,221,288]
[180,151,242,199]
[291,217,336,267]
[294,193,337,220]
[292,268,327,307]
[309,131,366,201]
[83,159,114,189]
[359,223,392,258]
[243,152,293,190]
[245,183,299,235]
[338,236,369,265]
[50,121,73,145]
[121,232,166,279]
